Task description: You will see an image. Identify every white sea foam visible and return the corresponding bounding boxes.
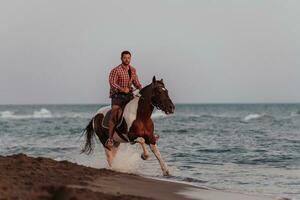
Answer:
[244,114,263,121]
[111,144,143,173]
[33,108,53,118]
[0,108,92,119]
[151,110,167,119]
[0,108,54,119]
[0,108,168,120]
[290,111,300,117]
[0,111,16,119]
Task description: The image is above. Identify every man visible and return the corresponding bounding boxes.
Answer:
[106,50,142,149]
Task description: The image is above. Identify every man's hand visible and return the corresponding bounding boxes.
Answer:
[120,87,130,93]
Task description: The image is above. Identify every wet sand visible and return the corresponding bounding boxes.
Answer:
[0,154,279,200]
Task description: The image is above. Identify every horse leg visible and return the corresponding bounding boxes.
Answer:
[104,142,120,167]
[150,144,170,176]
[111,142,120,159]
[104,148,113,167]
[134,137,149,160]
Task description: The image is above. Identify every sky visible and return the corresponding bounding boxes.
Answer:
[0,0,299,104]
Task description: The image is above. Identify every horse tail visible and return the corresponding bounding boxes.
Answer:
[81,118,95,155]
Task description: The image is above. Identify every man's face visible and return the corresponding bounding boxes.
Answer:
[121,54,131,66]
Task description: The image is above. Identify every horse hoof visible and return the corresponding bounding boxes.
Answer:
[163,170,171,176]
[141,154,149,160]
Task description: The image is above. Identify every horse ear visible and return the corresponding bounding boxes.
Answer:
[152,76,156,84]
[160,78,163,82]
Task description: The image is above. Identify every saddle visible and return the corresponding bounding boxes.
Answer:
[101,90,141,132]
[101,109,124,130]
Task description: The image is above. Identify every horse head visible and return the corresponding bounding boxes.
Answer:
[150,76,175,115]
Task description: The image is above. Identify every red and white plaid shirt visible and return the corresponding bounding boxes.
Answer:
[109,64,142,97]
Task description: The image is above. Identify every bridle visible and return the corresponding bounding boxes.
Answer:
[151,94,163,110]
[132,87,163,111]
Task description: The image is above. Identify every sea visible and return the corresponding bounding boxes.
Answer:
[0,104,299,200]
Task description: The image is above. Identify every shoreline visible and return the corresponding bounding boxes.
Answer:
[0,154,281,200]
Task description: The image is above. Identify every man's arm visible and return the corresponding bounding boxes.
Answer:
[132,69,142,89]
[109,69,122,92]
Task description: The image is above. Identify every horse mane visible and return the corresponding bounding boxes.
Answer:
[139,83,152,96]
[139,80,164,97]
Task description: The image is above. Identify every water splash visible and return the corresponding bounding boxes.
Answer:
[111,144,144,174]
[151,110,167,119]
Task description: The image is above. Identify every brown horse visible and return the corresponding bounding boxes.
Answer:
[81,76,175,176]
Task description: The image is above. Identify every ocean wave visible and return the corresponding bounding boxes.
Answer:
[243,113,276,122]
[33,108,53,118]
[237,155,294,166]
[290,111,300,117]
[200,114,240,120]
[0,108,169,120]
[0,108,91,119]
[0,109,55,119]
[243,114,263,121]
[196,148,233,153]
[181,177,207,183]
[175,113,239,121]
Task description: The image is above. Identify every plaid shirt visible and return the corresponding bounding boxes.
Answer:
[109,64,142,97]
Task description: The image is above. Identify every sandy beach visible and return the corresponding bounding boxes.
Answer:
[0,154,281,200]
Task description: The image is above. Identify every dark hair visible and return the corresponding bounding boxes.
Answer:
[121,50,131,57]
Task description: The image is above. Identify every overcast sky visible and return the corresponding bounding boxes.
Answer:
[0,0,299,104]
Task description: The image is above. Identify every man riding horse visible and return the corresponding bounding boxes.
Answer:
[106,50,142,149]
[81,50,175,176]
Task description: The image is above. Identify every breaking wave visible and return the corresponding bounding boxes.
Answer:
[0,108,171,120]
[243,113,278,122]
[290,111,300,117]
[0,108,54,119]
[244,114,263,121]
[0,108,90,119]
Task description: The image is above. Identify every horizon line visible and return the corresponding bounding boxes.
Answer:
[1,102,300,106]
